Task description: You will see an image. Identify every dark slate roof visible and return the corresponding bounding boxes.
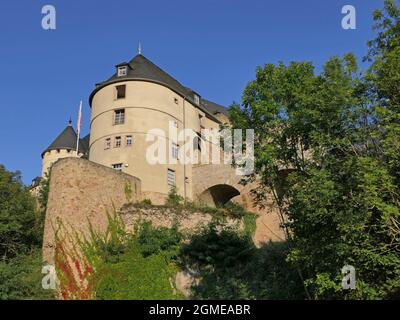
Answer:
[201,99,229,117]
[80,134,90,157]
[41,125,88,157]
[30,176,42,188]
[89,54,223,123]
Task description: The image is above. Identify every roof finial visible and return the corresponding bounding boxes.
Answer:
[138,41,142,55]
[68,117,72,126]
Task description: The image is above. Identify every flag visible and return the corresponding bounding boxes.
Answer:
[77,100,82,136]
[75,100,82,155]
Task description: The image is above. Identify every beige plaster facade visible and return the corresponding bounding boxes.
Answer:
[89,80,219,203]
[40,53,285,257]
[42,149,82,177]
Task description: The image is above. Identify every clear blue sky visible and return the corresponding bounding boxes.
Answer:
[0,0,383,184]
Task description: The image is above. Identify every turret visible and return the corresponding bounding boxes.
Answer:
[41,120,89,176]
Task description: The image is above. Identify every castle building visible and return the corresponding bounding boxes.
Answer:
[40,52,286,256]
[41,53,229,203]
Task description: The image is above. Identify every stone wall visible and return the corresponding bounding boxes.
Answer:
[119,203,242,235]
[43,157,286,265]
[42,157,141,264]
[192,164,286,246]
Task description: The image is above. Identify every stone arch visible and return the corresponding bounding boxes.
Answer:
[192,163,244,207]
[198,184,240,207]
[192,163,286,243]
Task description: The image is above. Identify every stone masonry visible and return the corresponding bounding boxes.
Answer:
[42,157,141,264]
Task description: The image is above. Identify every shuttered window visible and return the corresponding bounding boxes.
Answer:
[167,169,175,186]
[116,85,126,99]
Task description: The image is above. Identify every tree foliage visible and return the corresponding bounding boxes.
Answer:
[0,165,40,260]
[0,164,53,300]
[229,0,400,299]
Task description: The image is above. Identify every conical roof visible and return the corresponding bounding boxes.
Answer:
[89,54,226,122]
[41,125,87,157]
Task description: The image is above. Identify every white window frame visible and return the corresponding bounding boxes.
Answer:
[105,138,111,150]
[117,66,127,77]
[172,142,179,160]
[114,109,125,125]
[126,135,132,147]
[194,94,200,106]
[112,163,123,171]
[115,136,121,148]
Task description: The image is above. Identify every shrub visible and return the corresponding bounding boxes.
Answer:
[92,221,184,299]
[180,223,304,299]
[94,247,182,300]
[141,198,152,206]
[224,201,247,219]
[0,248,55,300]
[166,187,184,206]
[136,221,182,257]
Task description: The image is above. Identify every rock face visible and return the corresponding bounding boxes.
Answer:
[42,157,141,264]
[175,267,200,297]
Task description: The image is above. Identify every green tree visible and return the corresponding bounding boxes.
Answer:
[0,165,53,300]
[367,0,400,185]
[0,165,40,260]
[229,1,400,299]
[38,173,50,212]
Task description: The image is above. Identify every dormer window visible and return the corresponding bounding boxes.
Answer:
[194,94,200,106]
[117,66,127,77]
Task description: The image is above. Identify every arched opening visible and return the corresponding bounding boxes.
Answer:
[198,184,240,207]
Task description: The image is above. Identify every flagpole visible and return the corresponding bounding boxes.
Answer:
[75,100,82,157]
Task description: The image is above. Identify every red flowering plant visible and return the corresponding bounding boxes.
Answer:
[53,210,127,300]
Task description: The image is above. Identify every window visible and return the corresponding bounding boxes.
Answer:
[116,85,126,99]
[174,98,179,104]
[115,136,121,148]
[194,133,201,151]
[114,109,125,125]
[112,163,123,171]
[117,66,127,77]
[194,94,200,106]
[105,138,111,150]
[126,135,132,147]
[167,169,175,186]
[199,113,204,126]
[172,142,178,160]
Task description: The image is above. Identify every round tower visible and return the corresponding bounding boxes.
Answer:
[41,120,88,177]
[88,53,222,203]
